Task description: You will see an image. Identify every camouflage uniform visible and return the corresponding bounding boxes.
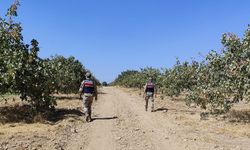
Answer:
[144,78,156,112]
[79,73,97,122]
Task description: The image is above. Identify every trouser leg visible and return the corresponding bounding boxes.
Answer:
[145,96,149,111]
[83,96,93,121]
[83,96,89,115]
[88,97,93,119]
[150,96,155,112]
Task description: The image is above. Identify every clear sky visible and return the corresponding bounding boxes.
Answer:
[1,0,250,82]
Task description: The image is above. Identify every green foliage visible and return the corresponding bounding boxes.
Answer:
[187,30,250,112]
[0,1,57,110]
[0,0,26,95]
[113,67,161,89]
[0,1,98,111]
[162,60,198,97]
[46,55,86,94]
[114,26,250,113]
[15,39,56,110]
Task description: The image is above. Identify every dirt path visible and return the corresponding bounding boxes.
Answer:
[1,87,250,150]
[69,87,250,150]
[82,90,117,150]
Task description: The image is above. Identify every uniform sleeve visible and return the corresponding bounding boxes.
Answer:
[94,81,98,98]
[144,83,147,92]
[79,81,84,92]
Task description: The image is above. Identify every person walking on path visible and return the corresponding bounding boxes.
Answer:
[79,72,98,122]
[143,77,156,112]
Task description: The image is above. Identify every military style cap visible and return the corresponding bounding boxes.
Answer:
[85,72,92,78]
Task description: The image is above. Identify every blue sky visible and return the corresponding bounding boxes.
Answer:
[1,0,250,82]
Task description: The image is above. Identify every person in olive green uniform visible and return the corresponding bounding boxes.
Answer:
[143,77,156,112]
[79,72,98,122]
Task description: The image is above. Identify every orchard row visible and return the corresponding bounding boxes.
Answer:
[114,27,250,112]
[0,1,99,111]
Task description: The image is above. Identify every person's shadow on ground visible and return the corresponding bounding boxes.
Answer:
[153,107,168,112]
[91,116,118,121]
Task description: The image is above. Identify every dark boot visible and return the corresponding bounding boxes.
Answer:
[86,115,91,122]
[151,106,154,112]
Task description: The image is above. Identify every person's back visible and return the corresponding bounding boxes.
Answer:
[79,72,98,122]
[144,77,156,112]
[82,79,95,95]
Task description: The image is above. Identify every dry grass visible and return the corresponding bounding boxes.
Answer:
[0,94,84,124]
